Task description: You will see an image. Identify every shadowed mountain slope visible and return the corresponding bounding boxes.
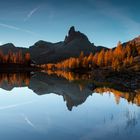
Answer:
[1,26,140,65]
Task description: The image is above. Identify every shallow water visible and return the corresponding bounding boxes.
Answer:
[0,72,139,140]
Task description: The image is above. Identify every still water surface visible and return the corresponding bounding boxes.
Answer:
[0,72,139,140]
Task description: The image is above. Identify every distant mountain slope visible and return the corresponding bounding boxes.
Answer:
[0,43,28,54]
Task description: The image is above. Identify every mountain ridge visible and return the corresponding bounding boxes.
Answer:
[0,26,140,64]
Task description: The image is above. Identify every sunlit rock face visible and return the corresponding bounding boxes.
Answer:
[129,36,140,46]
[123,36,140,47]
[133,36,140,46]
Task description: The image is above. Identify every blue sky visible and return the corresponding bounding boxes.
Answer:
[0,0,140,48]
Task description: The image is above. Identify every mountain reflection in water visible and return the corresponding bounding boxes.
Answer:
[0,71,140,111]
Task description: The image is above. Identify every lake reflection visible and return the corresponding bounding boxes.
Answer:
[0,72,140,140]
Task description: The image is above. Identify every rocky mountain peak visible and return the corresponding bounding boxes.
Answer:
[64,26,89,44]
[68,26,76,36]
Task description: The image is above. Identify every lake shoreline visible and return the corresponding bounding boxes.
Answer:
[44,68,140,91]
[0,65,139,91]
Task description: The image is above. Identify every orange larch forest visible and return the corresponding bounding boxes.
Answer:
[0,50,31,66]
[40,41,140,71]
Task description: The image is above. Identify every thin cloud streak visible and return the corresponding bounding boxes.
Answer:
[0,23,19,30]
[22,114,36,129]
[0,22,40,36]
[24,7,40,21]
[0,101,35,110]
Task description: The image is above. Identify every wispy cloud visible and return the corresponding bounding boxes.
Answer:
[24,7,40,22]
[0,23,20,30]
[0,22,40,36]
[22,114,36,129]
[0,101,35,110]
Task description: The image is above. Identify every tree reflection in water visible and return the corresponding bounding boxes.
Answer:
[0,72,30,90]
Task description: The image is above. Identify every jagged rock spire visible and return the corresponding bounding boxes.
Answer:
[68,26,76,36]
[64,26,89,44]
